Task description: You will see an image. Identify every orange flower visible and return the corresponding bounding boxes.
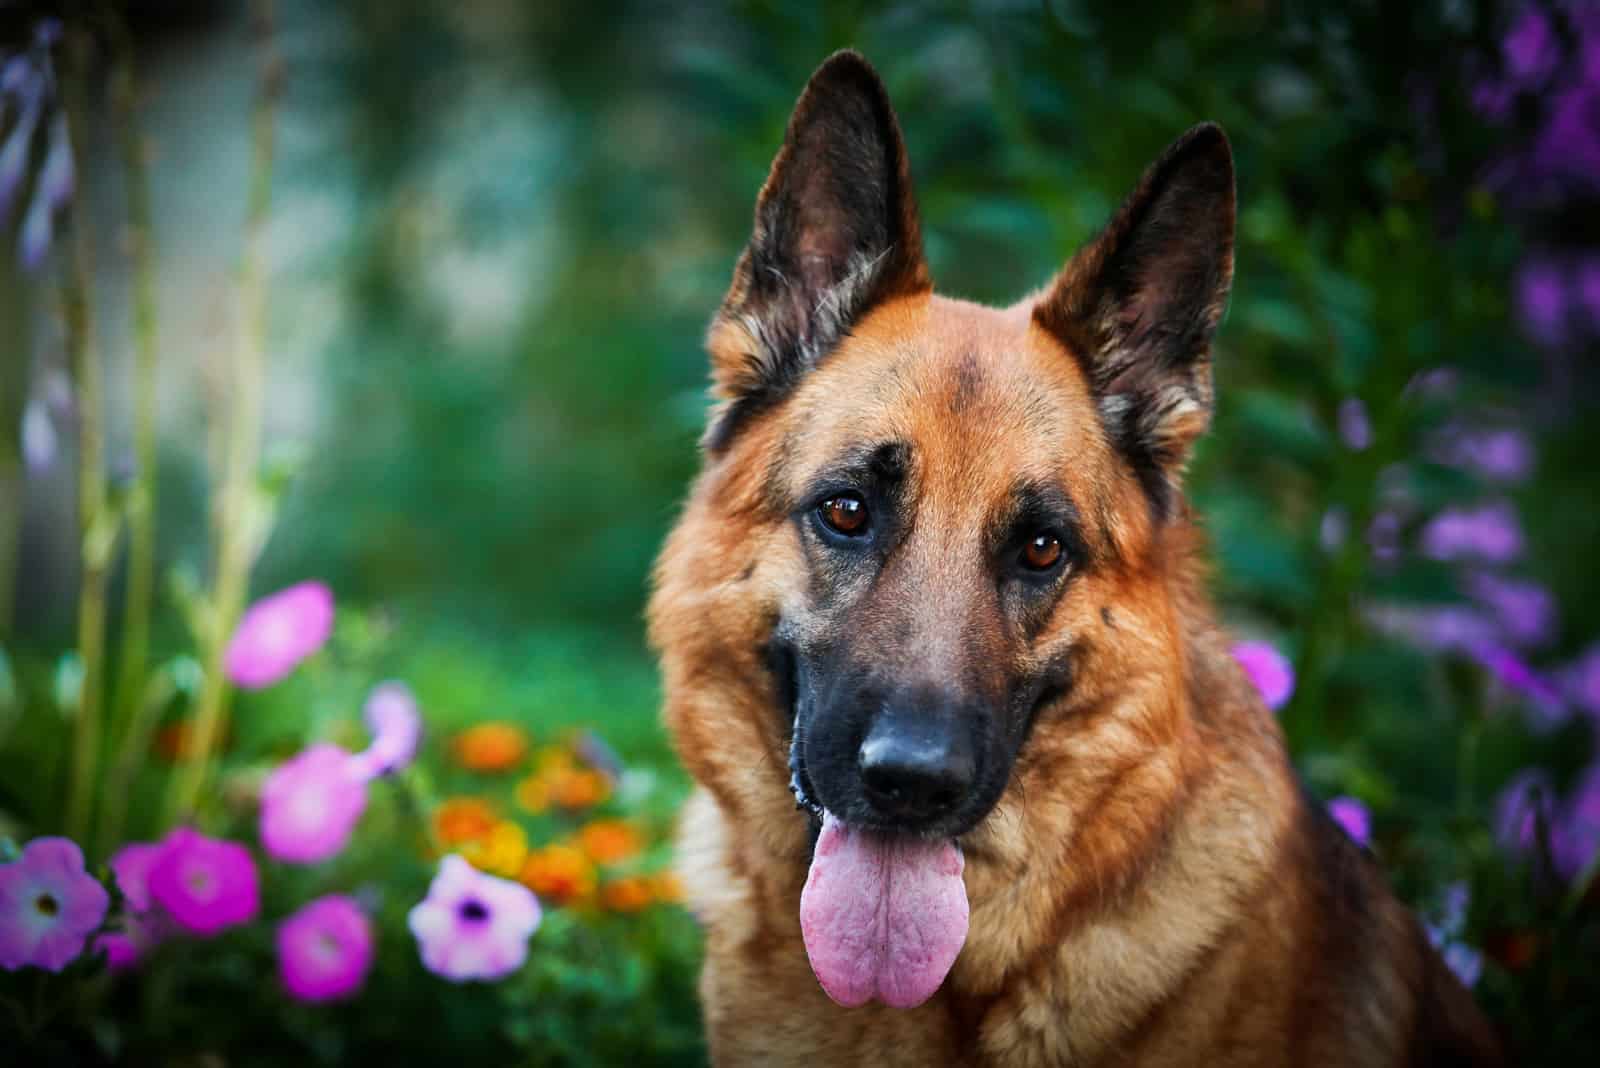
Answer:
[434,797,498,846]
[648,870,685,904]
[460,820,529,878]
[600,875,653,913]
[578,820,641,865]
[452,722,530,773]
[520,844,596,905]
[549,768,611,810]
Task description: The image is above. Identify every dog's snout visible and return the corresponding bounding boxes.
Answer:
[857,712,975,824]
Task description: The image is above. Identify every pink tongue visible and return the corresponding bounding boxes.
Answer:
[799,812,968,1009]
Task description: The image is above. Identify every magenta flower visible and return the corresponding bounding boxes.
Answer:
[260,743,370,864]
[224,581,335,689]
[1326,797,1371,847]
[109,840,166,913]
[1420,503,1524,564]
[92,931,141,973]
[1232,640,1295,711]
[147,829,259,936]
[0,837,110,972]
[408,855,541,982]
[277,894,375,1003]
[352,681,423,780]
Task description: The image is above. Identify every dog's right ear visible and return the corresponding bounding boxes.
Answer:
[703,50,931,451]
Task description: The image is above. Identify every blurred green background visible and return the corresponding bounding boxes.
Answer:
[4,0,1600,1062]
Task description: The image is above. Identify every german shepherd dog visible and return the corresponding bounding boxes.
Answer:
[649,51,1504,1067]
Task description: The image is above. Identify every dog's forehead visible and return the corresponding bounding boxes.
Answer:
[780,294,1104,491]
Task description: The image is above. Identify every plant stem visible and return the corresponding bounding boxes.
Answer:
[165,0,281,825]
[106,16,161,849]
[63,27,118,845]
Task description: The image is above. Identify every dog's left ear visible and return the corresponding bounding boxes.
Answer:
[703,50,931,451]
[1034,123,1235,516]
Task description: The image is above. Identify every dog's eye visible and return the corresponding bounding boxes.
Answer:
[818,494,869,537]
[1021,532,1063,571]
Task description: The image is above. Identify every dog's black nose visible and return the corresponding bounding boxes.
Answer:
[857,713,975,825]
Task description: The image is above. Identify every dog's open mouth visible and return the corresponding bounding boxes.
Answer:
[799,811,969,1009]
[786,691,970,1009]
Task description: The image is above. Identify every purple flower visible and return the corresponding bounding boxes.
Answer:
[1232,640,1295,711]
[1327,796,1371,846]
[277,894,375,1003]
[260,743,370,864]
[1367,509,1403,565]
[1428,426,1534,484]
[1337,398,1372,451]
[1515,258,1569,347]
[1319,507,1348,552]
[0,837,110,972]
[1464,572,1556,648]
[1424,881,1481,987]
[1466,644,1566,730]
[1504,8,1560,86]
[1552,762,1600,881]
[1565,643,1600,716]
[20,398,57,472]
[1494,769,1554,855]
[1576,256,1600,336]
[224,581,335,690]
[147,828,260,936]
[1420,503,1524,564]
[408,855,541,982]
[352,682,423,780]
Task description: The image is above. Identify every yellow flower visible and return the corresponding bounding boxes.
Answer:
[534,744,575,774]
[452,722,530,773]
[514,772,551,814]
[600,875,653,913]
[549,768,611,810]
[460,820,529,878]
[520,844,596,905]
[648,870,685,904]
[434,797,498,846]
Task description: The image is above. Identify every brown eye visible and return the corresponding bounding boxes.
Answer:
[1022,532,1063,571]
[819,494,869,536]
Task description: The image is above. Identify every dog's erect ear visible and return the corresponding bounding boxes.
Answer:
[704,50,931,451]
[1035,124,1235,516]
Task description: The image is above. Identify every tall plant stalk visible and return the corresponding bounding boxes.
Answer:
[107,21,161,820]
[62,27,118,843]
[166,0,281,824]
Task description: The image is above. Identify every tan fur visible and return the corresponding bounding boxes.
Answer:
[650,64,1504,1066]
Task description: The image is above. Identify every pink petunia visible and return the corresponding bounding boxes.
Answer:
[92,931,141,973]
[277,894,375,1003]
[260,743,370,864]
[147,828,259,936]
[224,581,335,689]
[0,837,111,972]
[109,840,166,913]
[1232,640,1295,711]
[408,855,541,982]
[1326,796,1371,847]
[351,681,423,780]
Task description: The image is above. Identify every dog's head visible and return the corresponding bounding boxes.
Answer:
[654,48,1233,881]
